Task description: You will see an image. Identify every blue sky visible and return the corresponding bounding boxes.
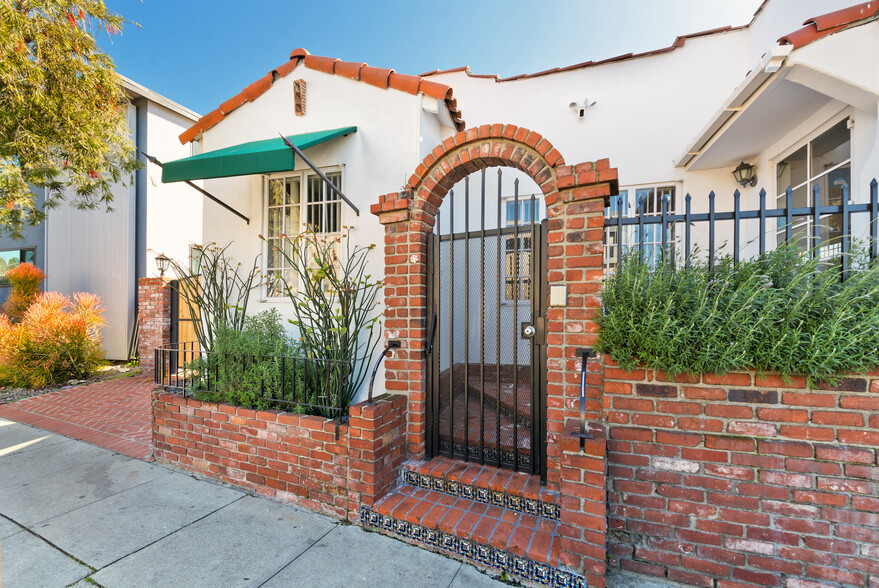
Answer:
[100,1,763,115]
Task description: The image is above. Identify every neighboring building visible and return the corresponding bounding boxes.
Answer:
[0,77,201,360]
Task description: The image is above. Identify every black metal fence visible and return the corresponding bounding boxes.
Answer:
[154,342,351,418]
[605,179,879,281]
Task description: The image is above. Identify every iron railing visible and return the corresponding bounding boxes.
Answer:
[154,341,352,418]
[606,179,879,281]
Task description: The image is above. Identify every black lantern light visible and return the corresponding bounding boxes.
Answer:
[732,161,758,188]
[155,253,171,277]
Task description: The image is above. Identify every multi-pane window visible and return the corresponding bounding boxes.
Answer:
[776,118,851,257]
[265,170,341,297]
[0,248,35,275]
[604,185,677,277]
[504,198,539,227]
[504,235,532,301]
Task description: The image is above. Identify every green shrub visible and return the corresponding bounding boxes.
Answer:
[0,292,104,388]
[597,243,879,383]
[191,310,348,416]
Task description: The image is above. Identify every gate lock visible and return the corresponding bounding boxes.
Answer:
[520,318,545,344]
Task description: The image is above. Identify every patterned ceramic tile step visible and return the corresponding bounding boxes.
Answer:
[401,457,560,520]
[363,486,583,587]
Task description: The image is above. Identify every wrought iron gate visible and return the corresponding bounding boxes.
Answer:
[426,169,548,479]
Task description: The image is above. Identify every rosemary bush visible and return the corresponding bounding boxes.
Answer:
[265,227,382,409]
[597,243,879,383]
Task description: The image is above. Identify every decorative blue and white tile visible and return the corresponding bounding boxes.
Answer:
[433,477,445,492]
[461,483,474,499]
[419,474,431,489]
[403,470,419,486]
[531,562,551,584]
[475,486,490,504]
[458,539,473,559]
[358,506,584,587]
[491,490,506,507]
[512,555,530,578]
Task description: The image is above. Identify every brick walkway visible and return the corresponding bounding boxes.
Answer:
[0,376,153,460]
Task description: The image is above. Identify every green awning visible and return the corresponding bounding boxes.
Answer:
[161,126,357,183]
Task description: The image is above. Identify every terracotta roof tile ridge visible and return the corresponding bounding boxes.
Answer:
[421,24,747,85]
[778,1,879,48]
[178,48,464,144]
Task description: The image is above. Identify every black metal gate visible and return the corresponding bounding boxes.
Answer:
[426,169,548,479]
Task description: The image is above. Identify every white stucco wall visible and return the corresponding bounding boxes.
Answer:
[144,102,205,273]
[196,64,456,400]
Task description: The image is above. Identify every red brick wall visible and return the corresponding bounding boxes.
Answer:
[138,278,171,371]
[604,364,879,587]
[153,390,407,521]
[559,419,608,588]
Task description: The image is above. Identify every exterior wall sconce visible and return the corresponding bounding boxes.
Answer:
[155,253,171,277]
[733,161,757,188]
[733,161,758,187]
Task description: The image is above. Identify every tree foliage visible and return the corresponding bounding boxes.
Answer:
[0,0,140,237]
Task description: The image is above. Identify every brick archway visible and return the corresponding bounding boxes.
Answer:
[372,124,617,583]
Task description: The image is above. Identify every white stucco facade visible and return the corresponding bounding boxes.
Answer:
[167,0,879,398]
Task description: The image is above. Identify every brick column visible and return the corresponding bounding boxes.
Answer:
[138,277,172,371]
[559,419,608,588]
[372,191,431,460]
[347,393,408,518]
[543,159,616,491]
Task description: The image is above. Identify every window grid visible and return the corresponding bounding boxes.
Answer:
[604,185,677,278]
[265,170,342,298]
[775,118,851,258]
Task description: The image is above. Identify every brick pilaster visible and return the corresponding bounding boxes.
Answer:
[138,277,172,371]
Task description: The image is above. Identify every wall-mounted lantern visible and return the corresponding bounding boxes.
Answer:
[733,161,758,188]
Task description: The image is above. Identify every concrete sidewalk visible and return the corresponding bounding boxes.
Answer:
[0,417,506,588]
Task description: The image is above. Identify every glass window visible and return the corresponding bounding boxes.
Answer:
[0,248,35,276]
[604,185,677,277]
[504,198,540,226]
[265,170,342,297]
[776,118,851,256]
[504,235,532,302]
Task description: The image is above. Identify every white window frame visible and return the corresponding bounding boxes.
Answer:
[772,115,852,259]
[261,165,344,299]
[603,182,681,278]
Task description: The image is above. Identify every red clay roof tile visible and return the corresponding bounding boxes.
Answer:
[219,93,247,115]
[388,72,422,95]
[273,59,299,77]
[778,1,878,48]
[178,49,464,143]
[418,79,453,100]
[304,54,339,74]
[241,74,273,102]
[360,66,394,89]
[334,60,366,80]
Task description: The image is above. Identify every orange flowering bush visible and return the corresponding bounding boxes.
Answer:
[0,292,105,388]
[3,262,46,322]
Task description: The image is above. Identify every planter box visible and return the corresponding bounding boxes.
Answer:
[152,388,406,521]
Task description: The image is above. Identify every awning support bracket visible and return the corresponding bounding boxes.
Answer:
[142,153,250,224]
[279,133,360,216]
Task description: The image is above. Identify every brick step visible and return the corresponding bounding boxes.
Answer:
[440,363,532,424]
[401,457,559,520]
[437,393,532,460]
[361,484,584,587]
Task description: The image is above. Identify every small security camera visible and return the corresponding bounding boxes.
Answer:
[569,99,596,119]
